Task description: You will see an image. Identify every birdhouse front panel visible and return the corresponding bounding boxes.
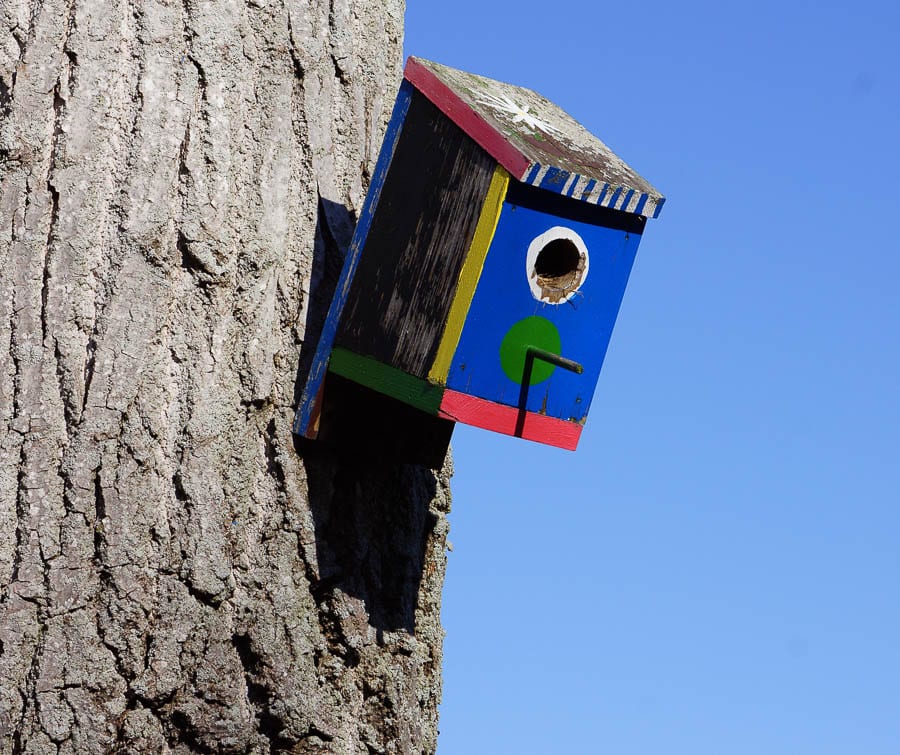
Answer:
[293,56,665,454]
[437,182,645,446]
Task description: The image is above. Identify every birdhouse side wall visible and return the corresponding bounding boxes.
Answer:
[335,89,497,379]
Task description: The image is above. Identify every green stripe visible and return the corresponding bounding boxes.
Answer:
[328,348,444,415]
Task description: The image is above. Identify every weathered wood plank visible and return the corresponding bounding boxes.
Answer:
[335,88,497,378]
[403,57,531,179]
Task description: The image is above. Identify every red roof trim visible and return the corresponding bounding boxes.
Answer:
[404,57,531,179]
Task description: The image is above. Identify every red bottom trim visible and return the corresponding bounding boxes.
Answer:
[438,390,582,451]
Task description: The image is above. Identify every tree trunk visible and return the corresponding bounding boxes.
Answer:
[0,1,452,752]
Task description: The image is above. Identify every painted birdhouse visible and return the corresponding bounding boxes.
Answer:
[294,57,664,458]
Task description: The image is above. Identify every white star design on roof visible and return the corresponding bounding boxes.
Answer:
[475,92,561,137]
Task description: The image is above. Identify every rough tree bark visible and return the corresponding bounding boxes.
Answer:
[0,1,453,752]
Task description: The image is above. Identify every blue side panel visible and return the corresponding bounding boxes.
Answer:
[445,199,642,423]
[293,81,414,436]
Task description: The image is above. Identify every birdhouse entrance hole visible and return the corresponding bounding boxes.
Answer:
[526,226,589,304]
[536,238,580,283]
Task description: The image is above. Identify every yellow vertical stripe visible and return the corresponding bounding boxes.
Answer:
[429,165,510,384]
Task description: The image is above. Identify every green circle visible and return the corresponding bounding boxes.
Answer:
[499,316,562,385]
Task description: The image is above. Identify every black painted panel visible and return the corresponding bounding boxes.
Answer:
[336,90,496,378]
[505,180,647,235]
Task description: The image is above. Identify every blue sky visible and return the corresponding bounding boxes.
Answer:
[405,1,900,753]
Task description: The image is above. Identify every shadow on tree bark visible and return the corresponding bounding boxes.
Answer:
[303,453,438,636]
[292,195,357,411]
[298,198,447,635]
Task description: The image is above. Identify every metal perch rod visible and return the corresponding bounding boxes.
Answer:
[525,347,584,374]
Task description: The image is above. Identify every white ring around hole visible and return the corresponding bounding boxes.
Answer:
[525,225,590,304]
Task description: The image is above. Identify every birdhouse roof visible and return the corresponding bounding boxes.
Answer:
[404,57,665,219]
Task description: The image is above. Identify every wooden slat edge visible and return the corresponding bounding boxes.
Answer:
[438,390,582,451]
[329,347,444,415]
[524,164,665,219]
